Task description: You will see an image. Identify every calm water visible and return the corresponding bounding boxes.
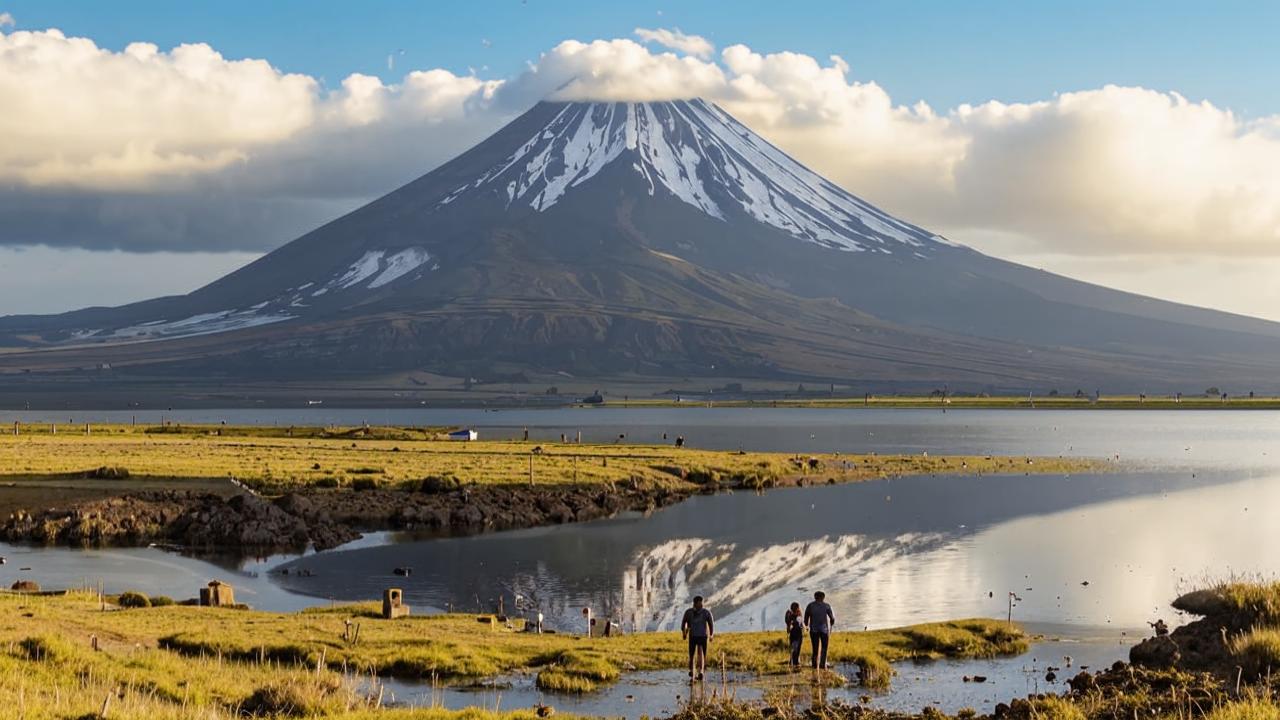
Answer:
[374,626,1133,716]
[2,406,1278,466]
[3,408,1278,715]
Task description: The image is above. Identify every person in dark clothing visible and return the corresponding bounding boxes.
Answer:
[803,591,835,669]
[681,595,715,680]
[784,601,804,668]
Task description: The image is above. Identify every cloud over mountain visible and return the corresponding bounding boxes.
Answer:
[1,23,1279,261]
[634,27,715,58]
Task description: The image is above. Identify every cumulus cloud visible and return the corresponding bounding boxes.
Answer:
[0,12,13,28]
[0,28,318,188]
[2,21,1280,263]
[634,27,714,58]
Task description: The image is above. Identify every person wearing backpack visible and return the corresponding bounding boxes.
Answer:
[784,601,804,668]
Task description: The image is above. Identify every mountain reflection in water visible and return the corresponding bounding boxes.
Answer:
[276,467,1274,632]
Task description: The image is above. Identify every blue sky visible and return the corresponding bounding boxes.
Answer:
[5,0,1277,118]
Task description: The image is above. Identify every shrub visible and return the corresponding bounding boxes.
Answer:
[86,465,130,479]
[240,675,351,717]
[1175,582,1280,625]
[419,474,461,493]
[19,635,71,662]
[117,591,151,608]
[351,477,379,491]
[150,595,176,607]
[345,467,385,475]
[312,477,340,488]
[1230,627,1280,678]
[10,579,39,592]
[535,650,620,693]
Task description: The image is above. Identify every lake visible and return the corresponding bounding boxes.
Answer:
[2,408,1277,714]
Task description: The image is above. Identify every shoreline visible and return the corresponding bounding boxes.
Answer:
[0,426,1105,553]
[4,396,1280,413]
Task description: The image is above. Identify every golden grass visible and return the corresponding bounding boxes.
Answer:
[1175,581,1280,625]
[1198,698,1280,720]
[0,423,1102,491]
[0,590,1026,718]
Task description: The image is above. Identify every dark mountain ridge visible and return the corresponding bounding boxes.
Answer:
[3,98,1279,396]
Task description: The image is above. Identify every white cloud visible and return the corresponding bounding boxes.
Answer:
[3,21,1280,266]
[0,13,13,28]
[0,28,318,187]
[634,27,714,58]
[506,38,725,104]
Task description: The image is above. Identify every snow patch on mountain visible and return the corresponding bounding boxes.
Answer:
[322,247,432,293]
[440,99,950,254]
[369,247,432,289]
[72,309,294,343]
[333,250,385,289]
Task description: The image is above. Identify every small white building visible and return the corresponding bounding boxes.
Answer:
[448,428,478,441]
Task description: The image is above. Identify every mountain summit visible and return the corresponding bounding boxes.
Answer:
[438,99,949,254]
[5,99,1280,396]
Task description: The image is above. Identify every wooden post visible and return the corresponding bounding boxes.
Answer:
[11,421,16,436]
[50,423,56,435]
[84,423,90,436]
[528,453,534,486]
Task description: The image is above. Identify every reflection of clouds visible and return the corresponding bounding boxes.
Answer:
[835,473,1280,631]
[620,533,953,632]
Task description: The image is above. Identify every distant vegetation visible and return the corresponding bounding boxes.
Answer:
[0,424,1102,492]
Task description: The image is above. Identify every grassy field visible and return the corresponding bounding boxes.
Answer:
[0,590,1025,718]
[0,423,1102,491]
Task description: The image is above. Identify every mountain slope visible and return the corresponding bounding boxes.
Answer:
[4,98,1280,395]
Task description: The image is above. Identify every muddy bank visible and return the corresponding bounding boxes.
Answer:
[0,480,692,552]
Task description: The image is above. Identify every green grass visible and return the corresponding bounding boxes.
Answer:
[0,590,1027,718]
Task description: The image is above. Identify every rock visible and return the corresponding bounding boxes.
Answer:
[1067,671,1096,692]
[1130,635,1182,668]
[10,579,39,592]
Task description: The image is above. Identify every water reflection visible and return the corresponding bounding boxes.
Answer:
[275,468,1271,632]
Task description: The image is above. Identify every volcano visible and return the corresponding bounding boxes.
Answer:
[5,98,1280,399]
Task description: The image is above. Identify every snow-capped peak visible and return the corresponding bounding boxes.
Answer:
[438,99,951,254]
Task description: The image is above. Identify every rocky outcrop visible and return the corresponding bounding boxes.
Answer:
[0,491,360,552]
[0,481,686,553]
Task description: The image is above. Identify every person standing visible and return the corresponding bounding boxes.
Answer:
[804,591,835,669]
[784,601,804,668]
[681,595,715,680]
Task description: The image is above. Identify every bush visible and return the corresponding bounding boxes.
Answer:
[1230,627,1280,678]
[535,649,620,693]
[10,579,39,592]
[419,474,461,493]
[150,595,176,607]
[312,477,339,488]
[345,467,385,475]
[117,591,151,608]
[1175,582,1280,625]
[240,675,350,717]
[19,635,71,662]
[86,465,130,479]
[350,477,379,491]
